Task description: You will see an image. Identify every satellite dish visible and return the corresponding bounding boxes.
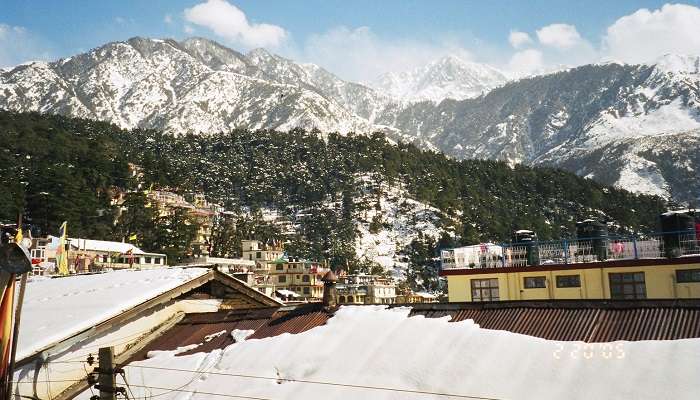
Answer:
[0,242,32,274]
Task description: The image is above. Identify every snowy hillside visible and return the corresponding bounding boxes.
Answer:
[1,36,698,201]
[352,175,450,275]
[372,55,509,103]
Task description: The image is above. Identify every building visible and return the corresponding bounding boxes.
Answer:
[336,274,397,304]
[32,236,168,273]
[9,267,700,400]
[242,239,284,264]
[441,227,700,302]
[12,267,282,400]
[267,258,329,300]
[146,190,225,257]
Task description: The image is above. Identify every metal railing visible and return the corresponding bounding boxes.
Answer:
[441,231,700,270]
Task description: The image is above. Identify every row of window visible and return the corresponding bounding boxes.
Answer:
[277,274,311,283]
[470,269,700,301]
[101,255,163,265]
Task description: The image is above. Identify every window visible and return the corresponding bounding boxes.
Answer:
[524,276,546,289]
[145,256,152,264]
[339,295,345,303]
[609,272,646,299]
[303,287,310,294]
[677,269,700,283]
[302,275,310,282]
[278,275,286,283]
[155,258,161,264]
[102,255,108,263]
[471,279,499,302]
[256,252,261,258]
[556,275,581,288]
[276,264,283,271]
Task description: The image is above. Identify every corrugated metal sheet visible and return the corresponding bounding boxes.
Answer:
[130,304,333,360]
[132,300,700,360]
[408,300,700,342]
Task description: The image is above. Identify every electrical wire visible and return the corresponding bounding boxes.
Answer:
[125,384,274,400]
[125,365,503,400]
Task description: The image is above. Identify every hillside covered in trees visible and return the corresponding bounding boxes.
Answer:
[0,112,667,288]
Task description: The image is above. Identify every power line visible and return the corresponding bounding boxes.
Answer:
[125,365,503,400]
[125,384,274,400]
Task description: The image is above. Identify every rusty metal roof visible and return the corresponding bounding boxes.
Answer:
[129,303,333,360]
[131,300,700,359]
[407,300,700,342]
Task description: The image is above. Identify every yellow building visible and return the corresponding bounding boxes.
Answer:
[443,257,700,302]
[267,259,328,300]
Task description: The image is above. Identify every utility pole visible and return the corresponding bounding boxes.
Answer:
[97,347,116,400]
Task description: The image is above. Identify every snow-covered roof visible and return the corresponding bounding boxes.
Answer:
[45,236,163,256]
[16,267,208,360]
[275,289,299,297]
[65,237,164,256]
[75,305,700,400]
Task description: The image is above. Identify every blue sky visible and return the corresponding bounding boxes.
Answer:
[2,1,700,81]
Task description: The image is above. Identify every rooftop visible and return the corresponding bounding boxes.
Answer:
[85,301,700,400]
[441,230,700,272]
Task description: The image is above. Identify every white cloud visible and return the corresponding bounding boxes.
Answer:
[508,31,532,48]
[0,24,51,68]
[603,3,700,64]
[164,14,173,24]
[508,49,544,76]
[289,26,476,82]
[183,0,287,49]
[536,23,582,50]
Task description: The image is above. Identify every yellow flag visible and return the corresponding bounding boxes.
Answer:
[57,221,69,275]
[129,233,138,241]
[14,228,23,244]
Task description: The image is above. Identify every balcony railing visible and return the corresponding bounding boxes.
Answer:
[441,231,700,270]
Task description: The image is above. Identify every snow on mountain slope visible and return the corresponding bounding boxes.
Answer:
[1,35,699,201]
[372,55,509,103]
[584,98,700,146]
[353,175,449,275]
[0,37,375,135]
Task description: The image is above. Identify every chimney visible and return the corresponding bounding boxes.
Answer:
[321,270,338,308]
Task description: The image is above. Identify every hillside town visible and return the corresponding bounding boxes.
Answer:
[3,1,700,399]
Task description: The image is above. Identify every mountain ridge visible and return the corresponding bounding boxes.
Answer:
[1,36,699,202]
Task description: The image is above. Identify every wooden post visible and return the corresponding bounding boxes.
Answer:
[98,347,116,400]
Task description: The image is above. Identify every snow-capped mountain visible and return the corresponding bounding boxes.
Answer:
[1,36,699,202]
[0,37,388,135]
[372,55,509,103]
[378,55,700,201]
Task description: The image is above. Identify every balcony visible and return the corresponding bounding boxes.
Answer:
[441,231,700,270]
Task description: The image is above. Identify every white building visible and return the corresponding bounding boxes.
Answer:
[440,243,503,269]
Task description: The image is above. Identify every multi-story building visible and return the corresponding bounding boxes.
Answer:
[441,218,700,302]
[242,239,284,265]
[146,190,224,257]
[267,258,328,300]
[336,274,397,304]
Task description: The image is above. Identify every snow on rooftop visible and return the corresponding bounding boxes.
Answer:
[79,306,700,400]
[17,267,208,360]
[64,237,164,255]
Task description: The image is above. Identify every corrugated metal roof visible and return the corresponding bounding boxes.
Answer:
[408,300,700,342]
[132,300,700,359]
[129,304,333,361]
